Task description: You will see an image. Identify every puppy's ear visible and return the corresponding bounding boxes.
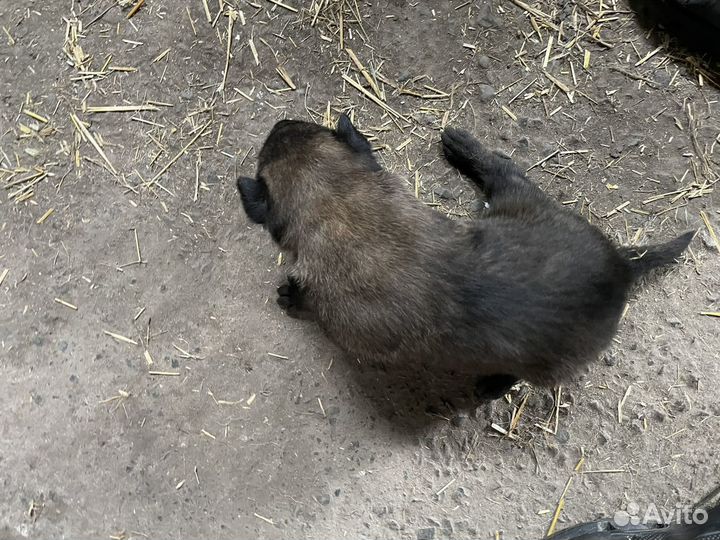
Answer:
[237,176,269,224]
[335,113,373,154]
[334,114,382,171]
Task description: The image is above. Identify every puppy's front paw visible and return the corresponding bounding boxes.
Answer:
[442,129,511,173]
[441,128,484,168]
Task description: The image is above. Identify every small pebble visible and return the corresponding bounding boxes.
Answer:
[666,317,683,328]
[470,199,488,213]
[475,8,500,28]
[609,136,642,158]
[556,429,570,444]
[451,413,469,427]
[516,136,530,150]
[417,527,435,540]
[433,186,453,199]
[477,55,491,69]
[478,84,496,102]
[654,71,672,86]
[415,113,435,127]
[701,231,718,251]
[540,143,557,157]
[528,118,544,130]
[627,134,643,147]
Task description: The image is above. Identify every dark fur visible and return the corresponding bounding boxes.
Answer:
[628,0,720,58]
[238,115,694,398]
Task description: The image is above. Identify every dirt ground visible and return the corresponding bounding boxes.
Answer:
[1,1,719,539]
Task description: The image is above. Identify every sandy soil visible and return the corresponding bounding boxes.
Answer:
[1,1,719,539]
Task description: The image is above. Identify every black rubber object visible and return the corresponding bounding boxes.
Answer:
[545,487,720,540]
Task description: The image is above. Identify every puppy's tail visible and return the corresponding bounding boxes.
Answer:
[622,230,695,278]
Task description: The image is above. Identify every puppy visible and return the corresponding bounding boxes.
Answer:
[238,115,694,399]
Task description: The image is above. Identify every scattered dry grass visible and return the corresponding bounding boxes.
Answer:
[1,2,718,534]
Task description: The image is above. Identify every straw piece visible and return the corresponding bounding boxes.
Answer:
[148,120,212,187]
[23,110,48,123]
[54,298,78,310]
[127,0,145,19]
[85,104,160,113]
[341,73,408,122]
[36,208,54,224]
[266,0,298,12]
[618,385,633,423]
[346,48,382,99]
[546,476,573,537]
[276,65,296,90]
[700,211,719,252]
[70,113,118,175]
[104,330,138,345]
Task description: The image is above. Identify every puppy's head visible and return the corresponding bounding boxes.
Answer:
[237,114,380,247]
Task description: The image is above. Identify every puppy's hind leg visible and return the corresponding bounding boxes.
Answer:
[441,128,541,202]
[474,374,519,401]
[277,276,314,320]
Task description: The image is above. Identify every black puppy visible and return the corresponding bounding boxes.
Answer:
[238,115,694,399]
